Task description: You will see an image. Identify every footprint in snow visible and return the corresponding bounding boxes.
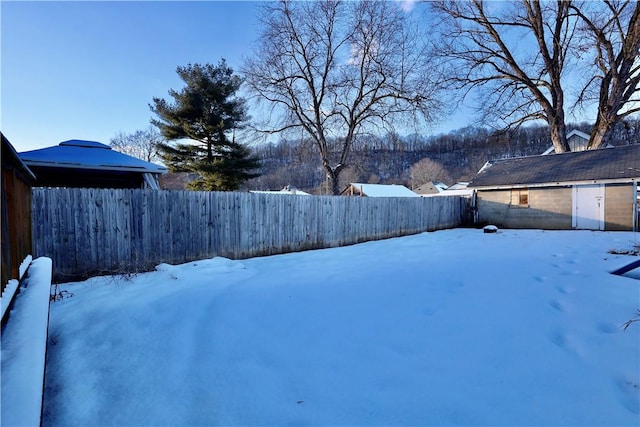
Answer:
[596,321,619,334]
[548,300,564,312]
[549,330,567,348]
[614,377,640,414]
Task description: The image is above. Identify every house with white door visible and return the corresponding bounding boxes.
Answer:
[467,144,640,231]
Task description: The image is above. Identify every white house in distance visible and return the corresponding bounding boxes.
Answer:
[250,185,311,196]
[542,129,592,154]
[413,181,448,195]
[420,182,473,198]
[341,183,419,197]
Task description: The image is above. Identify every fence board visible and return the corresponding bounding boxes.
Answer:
[32,188,467,281]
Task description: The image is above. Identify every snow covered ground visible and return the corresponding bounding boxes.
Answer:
[2,257,52,427]
[42,229,639,426]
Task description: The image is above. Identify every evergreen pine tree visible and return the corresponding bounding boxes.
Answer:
[151,60,260,191]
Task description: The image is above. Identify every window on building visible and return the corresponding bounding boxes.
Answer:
[513,188,529,206]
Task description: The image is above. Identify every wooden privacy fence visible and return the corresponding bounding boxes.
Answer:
[32,188,466,281]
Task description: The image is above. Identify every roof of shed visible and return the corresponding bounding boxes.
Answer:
[19,140,167,174]
[468,144,640,188]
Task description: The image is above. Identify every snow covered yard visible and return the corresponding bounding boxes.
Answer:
[42,229,639,426]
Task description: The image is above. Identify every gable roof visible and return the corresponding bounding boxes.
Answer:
[343,183,419,197]
[567,129,591,141]
[19,140,167,174]
[414,181,448,194]
[468,144,640,189]
[542,129,593,154]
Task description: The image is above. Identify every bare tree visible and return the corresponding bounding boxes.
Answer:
[110,126,164,163]
[243,0,441,194]
[571,0,640,149]
[409,157,452,189]
[433,0,640,152]
[432,0,578,153]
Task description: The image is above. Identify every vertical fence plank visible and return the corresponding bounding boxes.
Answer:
[32,189,466,281]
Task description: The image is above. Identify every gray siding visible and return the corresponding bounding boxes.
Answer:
[604,184,635,231]
[477,187,572,229]
[477,184,636,231]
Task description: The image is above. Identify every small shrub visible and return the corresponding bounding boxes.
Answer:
[50,283,74,302]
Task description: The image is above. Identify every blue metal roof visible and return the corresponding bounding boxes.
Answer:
[19,140,167,174]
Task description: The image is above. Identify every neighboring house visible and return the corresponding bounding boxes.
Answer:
[341,183,419,197]
[1,134,36,290]
[447,182,470,190]
[251,185,311,196]
[542,129,601,154]
[427,181,474,198]
[419,181,474,198]
[19,140,167,189]
[414,181,448,195]
[468,145,640,231]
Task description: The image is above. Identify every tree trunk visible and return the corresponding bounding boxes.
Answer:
[549,114,570,153]
[588,74,620,149]
[322,163,343,195]
[589,112,614,149]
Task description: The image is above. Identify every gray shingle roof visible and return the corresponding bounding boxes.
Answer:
[468,144,640,188]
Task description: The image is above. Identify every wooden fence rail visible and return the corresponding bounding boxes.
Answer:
[32,188,466,281]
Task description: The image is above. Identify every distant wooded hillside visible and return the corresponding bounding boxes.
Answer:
[244,119,640,194]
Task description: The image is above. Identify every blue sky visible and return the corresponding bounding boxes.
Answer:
[2,1,264,152]
[2,0,471,153]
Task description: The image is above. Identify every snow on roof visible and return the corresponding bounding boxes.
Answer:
[250,189,310,196]
[250,185,311,196]
[19,140,167,174]
[349,183,419,197]
[421,188,473,197]
[434,182,449,192]
[446,182,469,190]
[567,129,591,140]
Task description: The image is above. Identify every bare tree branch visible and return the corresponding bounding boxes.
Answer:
[110,126,164,163]
[243,0,441,194]
[431,0,578,152]
[571,0,640,148]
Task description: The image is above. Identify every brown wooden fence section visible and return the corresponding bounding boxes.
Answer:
[2,134,36,291]
[32,188,466,281]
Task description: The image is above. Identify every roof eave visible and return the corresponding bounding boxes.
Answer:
[23,160,167,174]
[470,177,639,190]
[2,134,37,182]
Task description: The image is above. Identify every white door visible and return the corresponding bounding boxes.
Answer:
[573,185,605,230]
